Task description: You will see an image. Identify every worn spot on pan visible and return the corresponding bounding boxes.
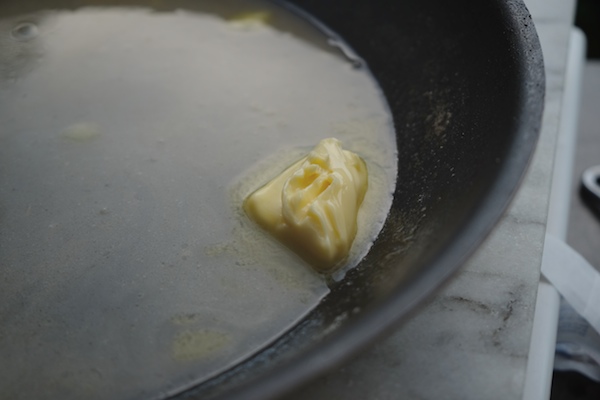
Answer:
[426,105,452,138]
[422,90,453,142]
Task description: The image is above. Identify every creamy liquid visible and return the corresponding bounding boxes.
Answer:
[0,1,397,399]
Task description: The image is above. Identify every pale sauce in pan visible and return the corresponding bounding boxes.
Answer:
[0,1,397,398]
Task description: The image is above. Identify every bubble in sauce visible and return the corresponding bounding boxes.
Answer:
[11,22,38,41]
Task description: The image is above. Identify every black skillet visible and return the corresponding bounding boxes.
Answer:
[0,0,544,399]
[180,0,545,398]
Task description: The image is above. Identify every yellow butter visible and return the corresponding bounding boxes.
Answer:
[244,138,368,272]
[228,11,271,30]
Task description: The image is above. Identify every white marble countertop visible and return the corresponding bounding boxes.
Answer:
[281,0,576,399]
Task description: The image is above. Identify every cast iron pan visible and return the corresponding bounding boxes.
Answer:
[181,0,544,399]
[0,0,544,398]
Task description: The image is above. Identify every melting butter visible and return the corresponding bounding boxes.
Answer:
[62,122,101,142]
[228,11,271,30]
[244,138,368,272]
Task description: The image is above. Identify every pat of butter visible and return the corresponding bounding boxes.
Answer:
[244,138,368,272]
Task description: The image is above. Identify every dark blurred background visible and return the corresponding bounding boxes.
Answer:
[576,0,600,58]
[550,1,600,399]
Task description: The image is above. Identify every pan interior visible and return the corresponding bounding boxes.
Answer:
[0,1,398,399]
